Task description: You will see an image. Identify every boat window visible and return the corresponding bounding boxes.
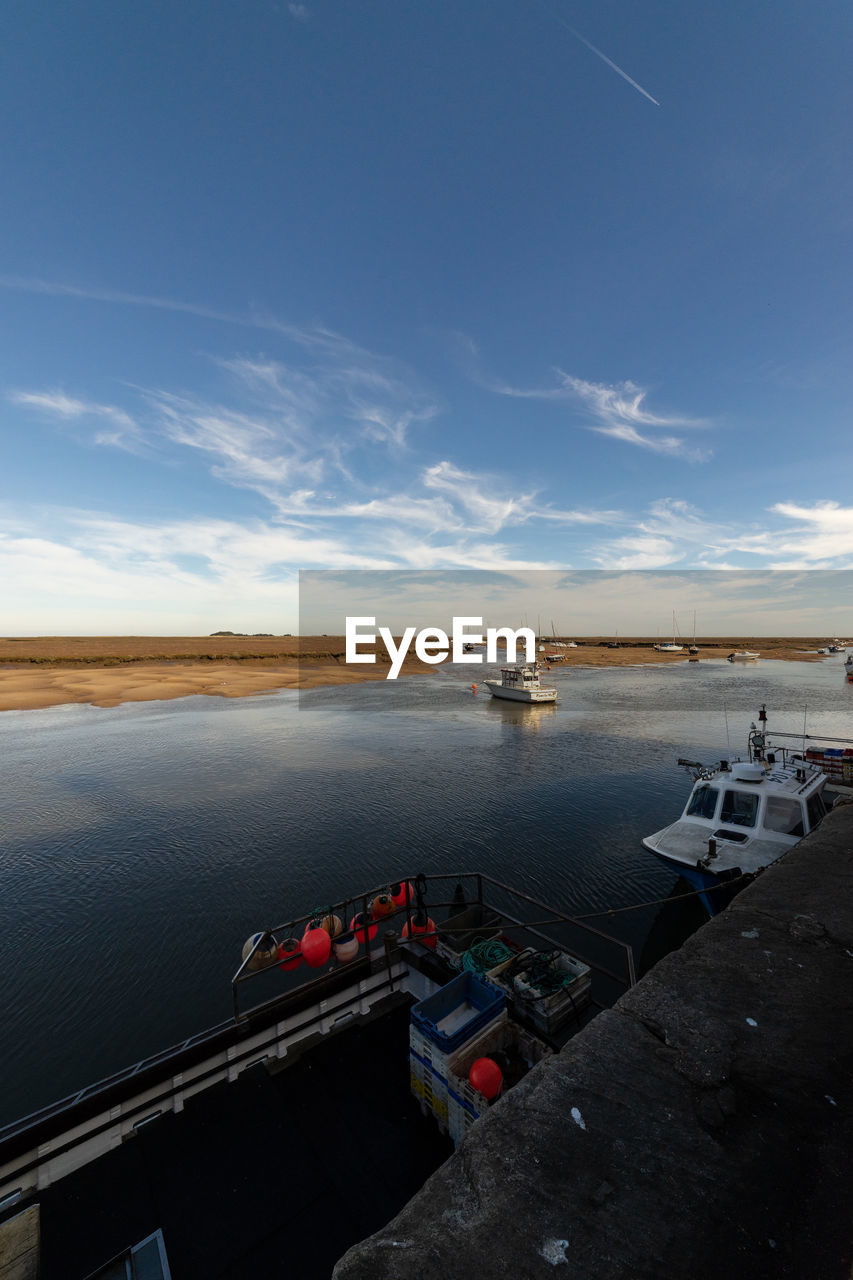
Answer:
[720,789,759,828]
[685,785,719,820]
[763,796,805,837]
[806,792,827,831]
[89,1229,172,1279]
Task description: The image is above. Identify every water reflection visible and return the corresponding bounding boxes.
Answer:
[483,699,557,731]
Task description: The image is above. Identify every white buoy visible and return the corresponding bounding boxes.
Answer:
[242,932,278,971]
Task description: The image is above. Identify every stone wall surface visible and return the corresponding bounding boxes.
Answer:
[333,801,853,1280]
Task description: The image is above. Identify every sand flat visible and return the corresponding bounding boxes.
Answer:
[0,637,830,713]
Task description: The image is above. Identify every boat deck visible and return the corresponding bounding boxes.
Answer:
[35,995,452,1280]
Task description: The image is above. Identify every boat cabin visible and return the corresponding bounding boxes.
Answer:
[682,760,827,846]
[499,665,542,688]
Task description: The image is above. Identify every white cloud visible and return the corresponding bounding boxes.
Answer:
[288,3,308,19]
[9,391,139,449]
[489,368,710,461]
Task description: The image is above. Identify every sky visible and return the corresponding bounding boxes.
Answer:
[1,0,852,635]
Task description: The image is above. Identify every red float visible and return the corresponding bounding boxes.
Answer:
[401,916,436,949]
[350,912,378,943]
[469,1057,503,1100]
[301,923,332,967]
[391,880,414,907]
[277,937,303,971]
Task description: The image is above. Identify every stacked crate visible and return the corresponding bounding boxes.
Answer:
[446,1016,552,1147]
[487,948,591,1038]
[409,972,506,1133]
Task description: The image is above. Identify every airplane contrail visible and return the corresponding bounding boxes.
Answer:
[543,6,661,107]
[568,25,660,106]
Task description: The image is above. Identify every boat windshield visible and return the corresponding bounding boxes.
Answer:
[763,796,805,837]
[686,784,718,820]
[720,789,759,828]
[806,792,827,831]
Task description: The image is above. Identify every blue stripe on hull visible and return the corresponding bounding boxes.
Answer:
[650,854,738,919]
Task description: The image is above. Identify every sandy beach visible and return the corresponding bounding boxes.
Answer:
[0,635,834,713]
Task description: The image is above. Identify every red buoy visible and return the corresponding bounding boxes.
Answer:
[350,912,378,943]
[401,916,437,949]
[301,923,331,967]
[469,1057,503,1100]
[390,881,414,908]
[277,937,302,971]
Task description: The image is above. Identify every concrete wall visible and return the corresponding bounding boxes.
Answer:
[334,801,853,1280]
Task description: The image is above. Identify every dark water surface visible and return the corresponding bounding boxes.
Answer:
[1,657,849,1125]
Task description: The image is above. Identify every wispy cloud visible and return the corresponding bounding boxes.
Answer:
[288,3,309,19]
[492,370,711,461]
[9,390,141,450]
[587,497,853,572]
[723,500,853,569]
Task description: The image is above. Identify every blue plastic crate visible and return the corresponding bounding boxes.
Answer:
[410,971,506,1054]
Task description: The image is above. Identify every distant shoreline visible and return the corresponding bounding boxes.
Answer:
[0,635,837,713]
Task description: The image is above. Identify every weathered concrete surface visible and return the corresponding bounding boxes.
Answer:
[334,801,853,1280]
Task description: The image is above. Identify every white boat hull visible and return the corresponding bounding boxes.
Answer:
[484,682,557,703]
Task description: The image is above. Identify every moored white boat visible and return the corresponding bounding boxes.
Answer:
[643,706,831,915]
[727,650,759,662]
[653,611,683,653]
[483,663,557,703]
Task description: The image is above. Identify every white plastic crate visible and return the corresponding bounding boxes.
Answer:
[512,951,591,1035]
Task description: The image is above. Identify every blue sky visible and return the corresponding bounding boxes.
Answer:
[1,0,852,634]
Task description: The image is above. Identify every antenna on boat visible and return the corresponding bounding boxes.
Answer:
[802,704,808,756]
[723,704,731,759]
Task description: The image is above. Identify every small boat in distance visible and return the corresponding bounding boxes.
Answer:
[688,610,699,655]
[643,705,831,916]
[728,650,760,662]
[846,655,853,683]
[484,663,558,703]
[653,611,683,653]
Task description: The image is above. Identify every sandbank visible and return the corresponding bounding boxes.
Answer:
[0,635,834,714]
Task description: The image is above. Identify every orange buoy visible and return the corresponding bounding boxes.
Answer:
[469,1057,503,1100]
[301,923,332,967]
[390,881,414,908]
[277,937,303,971]
[472,682,477,693]
[401,916,437,949]
[370,892,394,919]
[351,911,378,943]
[314,913,343,937]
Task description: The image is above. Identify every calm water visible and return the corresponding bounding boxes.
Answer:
[1,657,850,1126]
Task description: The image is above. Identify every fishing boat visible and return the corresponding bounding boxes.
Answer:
[643,706,833,915]
[0,874,633,1280]
[483,663,558,703]
[727,650,760,662]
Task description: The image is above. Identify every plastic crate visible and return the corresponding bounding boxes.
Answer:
[446,1018,552,1146]
[409,1054,448,1130]
[436,905,503,957]
[485,946,537,995]
[511,952,591,1036]
[410,971,506,1054]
